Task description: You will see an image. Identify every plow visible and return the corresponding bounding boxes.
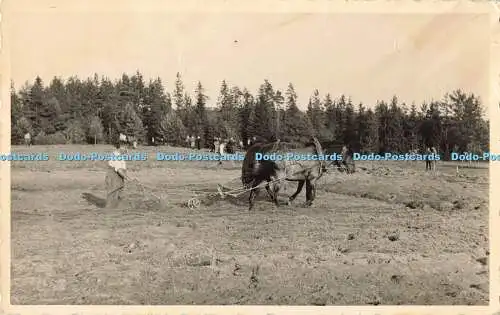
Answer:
[127,175,264,210]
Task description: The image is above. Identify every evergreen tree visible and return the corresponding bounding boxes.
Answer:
[283,83,312,142]
[374,100,390,152]
[355,103,368,150]
[216,80,239,139]
[183,92,194,134]
[323,93,338,142]
[343,97,356,145]
[306,89,324,138]
[250,80,276,141]
[193,81,209,146]
[363,108,379,153]
[239,88,254,145]
[25,76,45,134]
[274,90,285,140]
[173,72,189,128]
[159,111,187,146]
[387,96,404,152]
[143,77,171,143]
[117,102,145,141]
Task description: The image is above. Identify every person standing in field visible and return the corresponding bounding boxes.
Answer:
[214,138,220,154]
[105,142,128,208]
[24,132,31,147]
[430,146,438,171]
[218,139,226,165]
[425,146,432,171]
[196,136,201,150]
[226,137,235,154]
[190,135,195,149]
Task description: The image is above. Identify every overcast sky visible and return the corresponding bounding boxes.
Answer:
[4,0,490,111]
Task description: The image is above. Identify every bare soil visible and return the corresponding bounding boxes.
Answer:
[10,145,489,305]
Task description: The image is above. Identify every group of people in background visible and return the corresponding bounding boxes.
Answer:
[183,135,261,155]
[185,135,202,150]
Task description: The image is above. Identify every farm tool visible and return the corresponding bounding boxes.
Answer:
[126,176,230,210]
[126,176,206,209]
[182,176,250,209]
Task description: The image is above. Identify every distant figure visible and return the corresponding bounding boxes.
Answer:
[185,135,190,148]
[430,146,437,171]
[190,135,195,149]
[105,142,129,208]
[196,136,201,150]
[340,145,349,172]
[425,146,432,171]
[214,138,220,154]
[132,140,137,149]
[247,138,251,148]
[331,144,354,174]
[119,133,127,145]
[219,139,226,154]
[24,132,31,147]
[409,148,418,165]
[248,137,255,147]
[239,140,244,150]
[152,137,155,146]
[226,138,235,154]
[218,139,226,165]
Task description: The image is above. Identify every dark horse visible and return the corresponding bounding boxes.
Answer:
[241,137,325,210]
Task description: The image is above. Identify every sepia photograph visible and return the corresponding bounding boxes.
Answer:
[3,0,492,306]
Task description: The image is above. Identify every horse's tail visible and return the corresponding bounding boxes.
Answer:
[242,142,279,188]
[242,145,258,188]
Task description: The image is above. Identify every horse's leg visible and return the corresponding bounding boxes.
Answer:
[288,180,305,205]
[271,181,281,207]
[248,179,262,211]
[305,179,314,207]
[264,182,275,202]
[311,179,317,200]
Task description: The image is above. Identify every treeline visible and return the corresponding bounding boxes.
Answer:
[10,71,489,160]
